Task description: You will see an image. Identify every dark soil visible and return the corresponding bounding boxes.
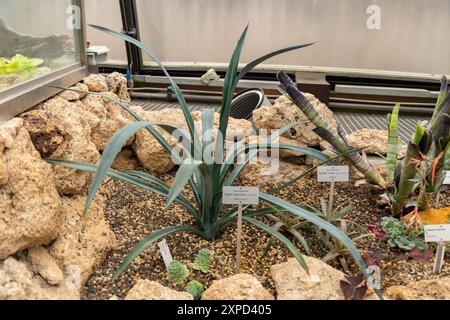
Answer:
[82,167,450,300]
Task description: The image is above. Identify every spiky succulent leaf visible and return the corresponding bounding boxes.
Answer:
[168,260,190,285]
[387,104,400,183]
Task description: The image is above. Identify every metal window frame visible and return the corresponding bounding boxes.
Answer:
[0,0,88,123]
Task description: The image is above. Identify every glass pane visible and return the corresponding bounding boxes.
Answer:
[0,0,82,91]
[85,0,127,63]
[136,0,450,75]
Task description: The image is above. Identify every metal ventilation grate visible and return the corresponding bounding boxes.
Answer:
[229,89,271,120]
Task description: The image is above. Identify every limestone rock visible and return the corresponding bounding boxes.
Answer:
[81,92,134,151]
[253,94,337,147]
[131,107,193,174]
[201,69,220,85]
[346,129,388,155]
[83,74,108,92]
[28,247,65,286]
[125,280,193,300]
[72,83,89,99]
[111,147,140,171]
[0,118,62,259]
[240,161,307,188]
[385,277,450,300]
[0,257,79,300]
[58,89,80,101]
[49,194,117,288]
[106,72,131,103]
[202,274,273,300]
[21,96,101,195]
[271,257,346,300]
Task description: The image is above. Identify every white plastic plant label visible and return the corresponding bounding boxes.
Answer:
[223,186,260,205]
[317,166,350,182]
[158,239,173,270]
[443,171,450,185]
[424,224,450,243]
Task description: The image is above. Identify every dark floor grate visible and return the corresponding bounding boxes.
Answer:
[132,99,429,142]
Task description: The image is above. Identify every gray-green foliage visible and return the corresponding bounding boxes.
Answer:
[381,217,427,251]
[167,260,189,285]
[185,280,205,300]
[191,249,211,273]
[48,23,382,299]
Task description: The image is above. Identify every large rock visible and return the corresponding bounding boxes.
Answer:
[385,277,450,300]
[49,194,117,288]
[0,118,62,259]
[21,97,101,195]
[80,93,134,151]
[106,72,131,103]
[83,74,108,92]
[131,107,183,173]
[240,161,307,188]
[271,257,346,300]
[28,247,65,286]
[346,129,388,155]
[0,256,79,300]
[125,280,193,300]
[253,94,337,147]
[202,274,274,300]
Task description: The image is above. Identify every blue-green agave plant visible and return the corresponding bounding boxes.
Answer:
[48,24,382,299]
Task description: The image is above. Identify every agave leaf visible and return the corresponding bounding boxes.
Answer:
[236,42,315,82]
[217,25,249,149]
[84,121,174,214]
[89,24,202,157]
[166,160,201,208]
[243,217,308,273]
[201,108,215,152]
[113,226,203,280]
[386,104,400,183]
[45,159,198,215]
[259,192,383,300]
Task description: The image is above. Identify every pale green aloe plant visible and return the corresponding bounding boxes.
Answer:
[48,24,382,299]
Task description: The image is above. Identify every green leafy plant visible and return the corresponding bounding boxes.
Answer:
[386,76,450,216]
[191,249,211,273]
[48,24,382,299]
[386,103,400,183]
[0,54,43,77]
[263,199,369,272]
[185,280,205,300]
[277,71,387,188]
[381,217,427,251]
[167,260,189,285]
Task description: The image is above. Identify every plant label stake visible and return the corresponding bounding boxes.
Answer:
[223,186,260,273]
[317,166,349,212]
[443,171,450,185]
[424,224,450,274]
[158,239,173,271]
